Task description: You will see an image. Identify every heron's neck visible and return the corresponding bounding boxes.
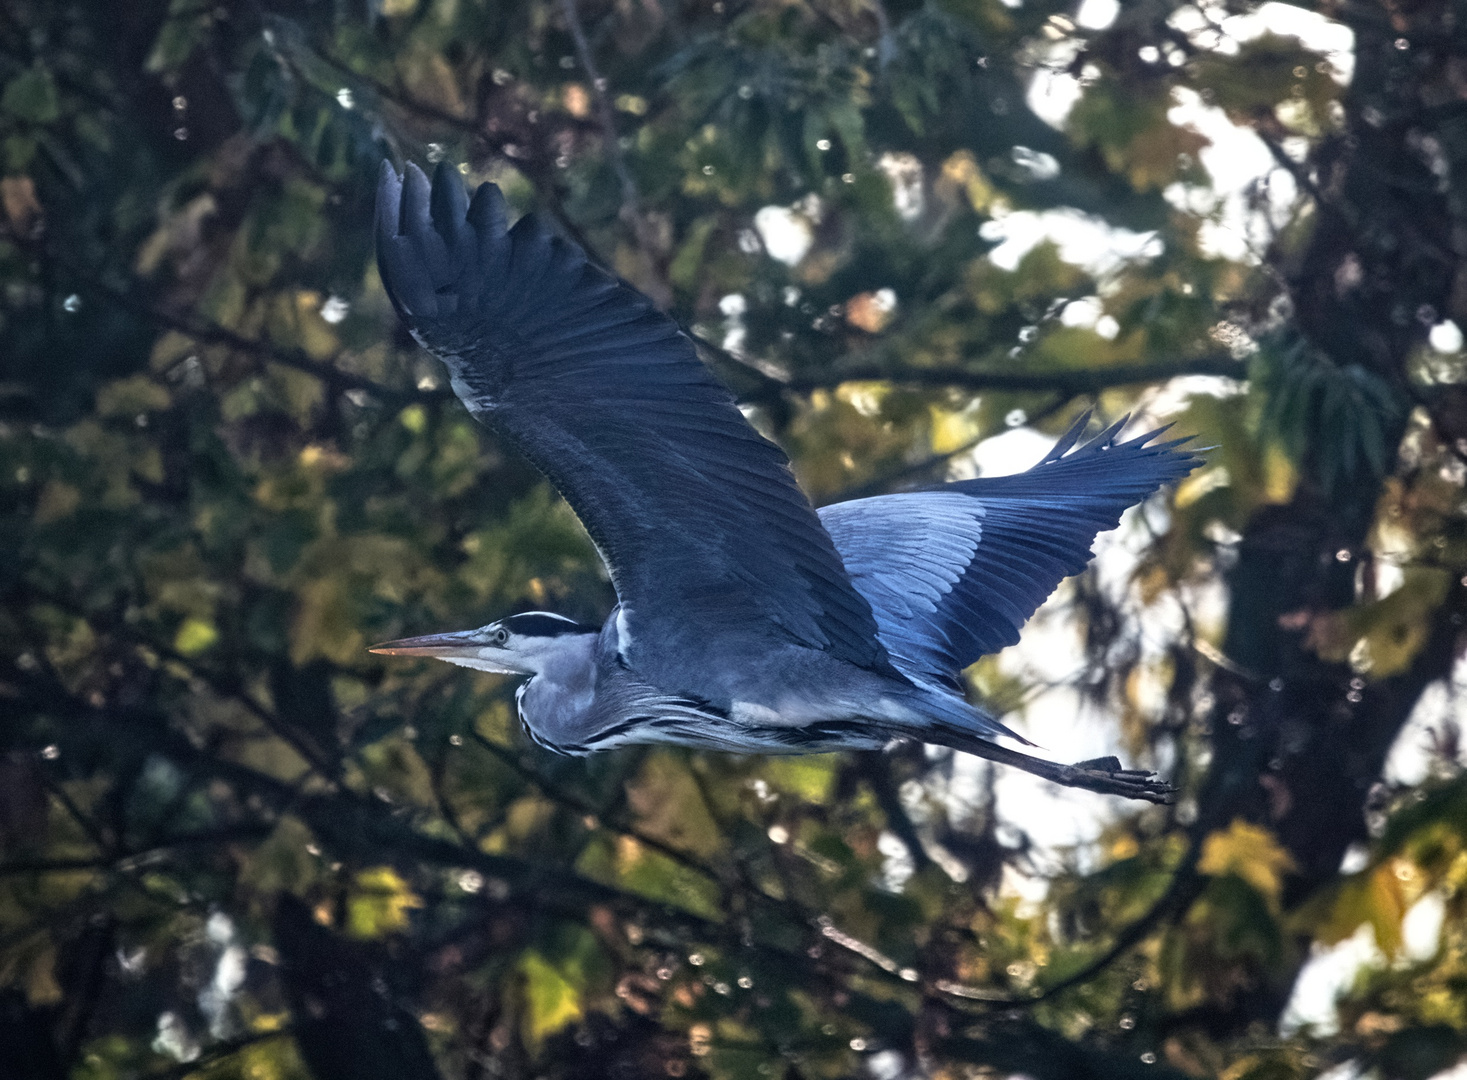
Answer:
[517,632,600,749]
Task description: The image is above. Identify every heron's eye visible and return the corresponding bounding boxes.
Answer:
[492,628,509,646]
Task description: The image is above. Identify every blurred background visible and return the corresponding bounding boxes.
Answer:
[3,0,1467,1077]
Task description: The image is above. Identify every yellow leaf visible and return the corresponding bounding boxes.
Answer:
[936,150,998,213]
[929,405,978,455]
[25,943,62,1006]
[518,950,583,1049]
[34,480,80,523]
[1262,443,1297,504]
[1109,834,1141,861]
[562,83,591,119]
[298,443,349,471]
[1126,123,1210,192]
[252,1012,290,1033]
[346,865,423,938]
[173,617,218,656]
[1306,860,1409,956]
[1,174,42,233]
[401,42,465,118]
[1219,1055,1262,1080]
[134,446,164,484]
[761,755,838,803]
[1173,466,1230,509]
[845,290,897,334]
[399,404,427,433]
[1198,819,1296,902]
[147,330,198,372]
[1303,567,1450,677]
[290,577,362,665]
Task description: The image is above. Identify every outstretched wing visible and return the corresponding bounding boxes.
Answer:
[818,415,1202,689]
[375,162,891,696]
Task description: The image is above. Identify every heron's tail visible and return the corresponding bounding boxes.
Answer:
[887,680,1037,748]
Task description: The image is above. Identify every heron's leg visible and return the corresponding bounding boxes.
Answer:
[912,735,1176,804]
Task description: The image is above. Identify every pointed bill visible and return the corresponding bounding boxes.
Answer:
[368,630,484,658]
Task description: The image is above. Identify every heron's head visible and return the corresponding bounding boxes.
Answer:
[369,612,596,675]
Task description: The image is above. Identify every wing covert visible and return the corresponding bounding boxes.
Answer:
[820,415,1203,688]
[375,162,890,693]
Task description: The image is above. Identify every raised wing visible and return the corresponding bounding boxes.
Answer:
[375,162,891,695]
[818,415,1202,689]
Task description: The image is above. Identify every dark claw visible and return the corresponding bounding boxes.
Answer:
[1063,757,1176,803]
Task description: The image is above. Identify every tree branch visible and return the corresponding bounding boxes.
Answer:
[781,354,1246,398]
[467,730,735,899]
[24,236,445,409]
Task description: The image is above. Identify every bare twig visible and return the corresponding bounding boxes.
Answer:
[1254,125,1323,205]
[0,825,274,878]
[691,330,793,405]
[559,0,676,307]
[150,1029,295,1080]
[820,393,1072,504]
[300,37,606,259]
[560,0,639,215]
[15,580,343,785]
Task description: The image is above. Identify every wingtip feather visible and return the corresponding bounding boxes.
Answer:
[430,160,470,247]
[1043,409,1094,462]
[466,180,508,235]
[400,161,431,232]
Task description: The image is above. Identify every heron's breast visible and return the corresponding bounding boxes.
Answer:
[728,700,784,726]
[726,688,911,729]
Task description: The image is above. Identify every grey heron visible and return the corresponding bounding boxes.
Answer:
[370,162,1202,802]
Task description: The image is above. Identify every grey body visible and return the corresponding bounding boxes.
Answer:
[371,162,1203,767]
[383,605,943,755]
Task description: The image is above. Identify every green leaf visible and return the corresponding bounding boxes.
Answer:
[2,67,59,124]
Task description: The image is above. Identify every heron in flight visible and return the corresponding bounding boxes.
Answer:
[370,163,1201,802]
